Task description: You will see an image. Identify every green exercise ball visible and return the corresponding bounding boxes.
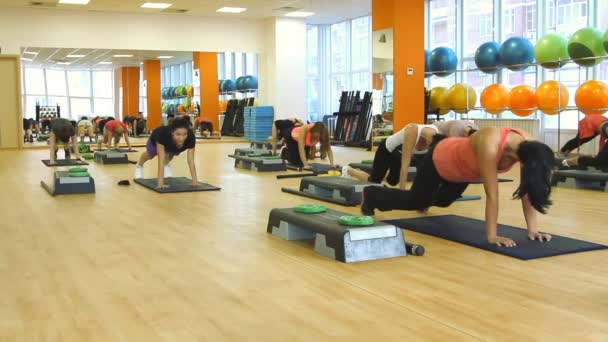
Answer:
[535,33,569,69]
[568,27,607,67]
[604,29,608,53]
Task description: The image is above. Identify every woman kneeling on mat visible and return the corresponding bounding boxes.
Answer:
[270,118,304,155]
[560,115,608,169]
[49,118,81,163]
[135,117,197,189]
[102,119,132,150]
[361,127,555,247]
[276,120,334,168]
[343,123,439,189]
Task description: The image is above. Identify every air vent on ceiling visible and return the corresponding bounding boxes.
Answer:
[28,1,57,7]
[162,8,189,14]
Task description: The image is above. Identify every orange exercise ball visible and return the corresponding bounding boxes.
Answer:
[536,81,569,115]
[429,87,450,115]
[575,80,608,115]
[480,84,509,115]
[508,85,537,116]
[446,83,477,113]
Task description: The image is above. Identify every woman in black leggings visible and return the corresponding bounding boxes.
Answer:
[561,117,608,169]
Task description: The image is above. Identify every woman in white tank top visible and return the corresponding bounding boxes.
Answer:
[343,123,438,189]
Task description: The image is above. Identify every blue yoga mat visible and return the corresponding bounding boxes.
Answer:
[385,215,607,260]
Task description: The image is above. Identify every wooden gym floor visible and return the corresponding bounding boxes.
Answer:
[0,143,607,341]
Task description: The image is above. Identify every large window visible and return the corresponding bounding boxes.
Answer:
[68,71,91,98]
[22,67,114,119]
[306,16,372,119]
[464,0,495,57]
[430,0,456,49]
[307,26,321,121]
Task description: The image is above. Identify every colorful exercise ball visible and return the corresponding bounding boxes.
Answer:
[429,87,450,115]
[534,33,569,69]
[499,37,534,71]
[480,84,509,115]
[424,50,431,78]
[568,27,607,67]
[428,47,458,77]
[474,41,502,74]
[507,85,537,117]
[536,81,569,115]
[575,80,608,115]
[446,83,477,113]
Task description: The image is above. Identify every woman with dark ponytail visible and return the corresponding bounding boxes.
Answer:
[361,127,555,248]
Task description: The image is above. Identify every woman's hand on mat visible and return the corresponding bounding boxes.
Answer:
[488,236,516,247]
[528,231,552,243]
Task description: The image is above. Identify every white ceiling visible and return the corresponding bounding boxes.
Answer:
[20,47,194,70]
[1,0,371,24]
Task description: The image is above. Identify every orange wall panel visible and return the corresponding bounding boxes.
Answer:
[120,67,140,119]
[373,0,425,129]
[193,52,220,131]
[144,60,161,129]
[372,0,394,31]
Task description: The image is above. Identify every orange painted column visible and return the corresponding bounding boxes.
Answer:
[143,60,162,129]
[373,0,425,129]
[192,52,220,131]
[120,66,140,120]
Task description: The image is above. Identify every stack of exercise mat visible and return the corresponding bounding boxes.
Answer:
[244,106,274,142]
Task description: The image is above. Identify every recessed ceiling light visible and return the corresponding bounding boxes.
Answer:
[216,7,247,13]
[157,56,174,59]
[21,58,33,62]
[22,51,38,56]
[98,61,113,65]
[57,62,71,65]
[141,2,172,9]
[285,11,315,17]
[66,54,85,58]
[59,0,90,4]
[113,54,134,58]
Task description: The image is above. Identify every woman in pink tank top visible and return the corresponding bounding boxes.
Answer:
[362,127,555,248]
[272,120,334,168]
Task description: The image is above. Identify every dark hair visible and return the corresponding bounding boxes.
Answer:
[513,141,555,214]
[466,128,478,136]
[310,122,330,154]
[169,116,192,131]
[81,116,88,120]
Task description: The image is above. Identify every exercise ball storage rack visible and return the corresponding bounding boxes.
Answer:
[424,53,608,150]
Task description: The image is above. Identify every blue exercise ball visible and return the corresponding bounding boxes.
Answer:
[424,50,431,78]
[499,36,534,71]
[474,41,502,74]
[428,47,458,77]
[243,75,258,90]
[236,76,247,91]
[222,79,237,92]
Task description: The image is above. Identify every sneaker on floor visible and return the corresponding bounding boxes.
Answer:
[341,165,351,178]
[164,164,173,178]
[135,165,143,179]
